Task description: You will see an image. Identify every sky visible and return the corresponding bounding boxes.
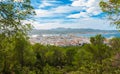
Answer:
[30,0,116,30]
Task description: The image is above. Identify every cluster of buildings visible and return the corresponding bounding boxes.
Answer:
[29,34,90,46]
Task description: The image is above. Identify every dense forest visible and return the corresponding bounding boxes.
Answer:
[0,0,120,74]
[0,34,120,74]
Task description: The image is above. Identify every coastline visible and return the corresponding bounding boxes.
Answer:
[29,34,112,46]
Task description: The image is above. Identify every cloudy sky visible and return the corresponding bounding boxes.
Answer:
[30,0,116,30]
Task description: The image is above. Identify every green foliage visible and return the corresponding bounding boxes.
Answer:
[0,0,35,36]
[99,0,120,29]
[0,0,120,73]
[0,0,35,74]
[29,35,120,74]
[109,37,120,50]
[0,33,120,74]
[90,34,105,45]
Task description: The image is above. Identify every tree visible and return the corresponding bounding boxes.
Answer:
[90,34,105,45]
[0,0,35,37]
[75,35,112,74]
[0,34,15,74]
[99,0,120,29]
[89,35,111,74]
[66,48,77,66]
[13,36,36,73]
[109,37,120,50]
[0,0,35,73]
[33,43,47,73]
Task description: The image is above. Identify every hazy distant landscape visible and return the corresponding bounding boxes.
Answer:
[30,28,120,38]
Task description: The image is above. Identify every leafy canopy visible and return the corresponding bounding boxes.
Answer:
[99,0,120,29]
[0,0,35,37]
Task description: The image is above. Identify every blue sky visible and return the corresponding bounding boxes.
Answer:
[30,0,116,30]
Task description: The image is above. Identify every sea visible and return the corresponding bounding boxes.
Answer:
[75,33,120,38]
[32,33,120,38]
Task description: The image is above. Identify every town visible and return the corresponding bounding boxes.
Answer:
[29,34,90,46]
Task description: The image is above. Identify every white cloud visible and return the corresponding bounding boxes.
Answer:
[86,0,101,15]
[86,0,98,7]
[71,0,86,7]
[87,7,101,15]
[69,0,102,18]
[22,17,115,30]
[30,18,115,30]
[53,5,82,13]
[35,9,52,17]
[35,5,83,18]
[23,17,115,30]
[31,0,115,30]
[14,0,23,2]
[31,21,64,30]
[38,0,60,8]
[35,0,102,19]
[39,1,54,8]
[67,12,89,18]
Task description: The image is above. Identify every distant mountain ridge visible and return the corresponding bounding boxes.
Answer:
[30,28,119,35]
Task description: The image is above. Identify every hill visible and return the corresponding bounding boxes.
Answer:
[29,28,119,35]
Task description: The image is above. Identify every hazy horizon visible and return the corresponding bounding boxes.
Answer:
[32,27,117,30]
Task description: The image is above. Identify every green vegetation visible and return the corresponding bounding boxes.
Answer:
[99,0,120,29]
[0,0,35,74]
[0,0,120,74]
[0,34,120,74]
